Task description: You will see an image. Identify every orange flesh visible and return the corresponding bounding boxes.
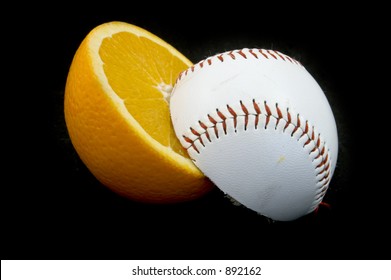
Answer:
[100,32,188,157]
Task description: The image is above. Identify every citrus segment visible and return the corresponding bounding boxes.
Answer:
[99,30,186,152]
[124,98,171,148]
[64,21,212,203]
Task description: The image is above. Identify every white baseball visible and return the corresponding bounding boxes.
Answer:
[170,48,338,221]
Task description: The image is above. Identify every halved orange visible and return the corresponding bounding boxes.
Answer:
[64,21,212,203]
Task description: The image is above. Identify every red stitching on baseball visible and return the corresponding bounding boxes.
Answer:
[264,101,271,129]
[216,109,226,121]
[183,135,193,143]
[208,114,217,124]
[292,116,300,136]
[315,184,328,199]
[181,99,332,199]
[324,162,330,172]
[227,105,237,130]
[304,138,311,147]
[314,152,322,160]
[323,172,330,183]
[253,99,261,129]
[285,55,293,63]
[276,51,286,61]
[240,100,249,114]
[259,49,268,58]
[217,109,228,135]
[275,103,283,128]
[190,127,200,136]
[208,114,219,138]
[182,135,200,153]
[240,101,249,130]
[320,146,325,156]
[301,121,309,138]
[237,49,247,58]
[199,121,211,142]
[267,50,277,59]
[317,168,328,177]
[253,99,261,114]
[249,49,258,58]
[316,159,326,169]
[276,104,283,119]
[284,109,291,131]
[175,48,301,82]
[191,128,205,147]
[264,101,272,115]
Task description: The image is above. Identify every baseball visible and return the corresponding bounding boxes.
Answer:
[169,48,338,221]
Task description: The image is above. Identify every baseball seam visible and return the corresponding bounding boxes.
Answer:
[176,48,302,83]
[181,100,331,210]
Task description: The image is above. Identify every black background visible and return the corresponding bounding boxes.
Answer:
[3,9,388,260]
